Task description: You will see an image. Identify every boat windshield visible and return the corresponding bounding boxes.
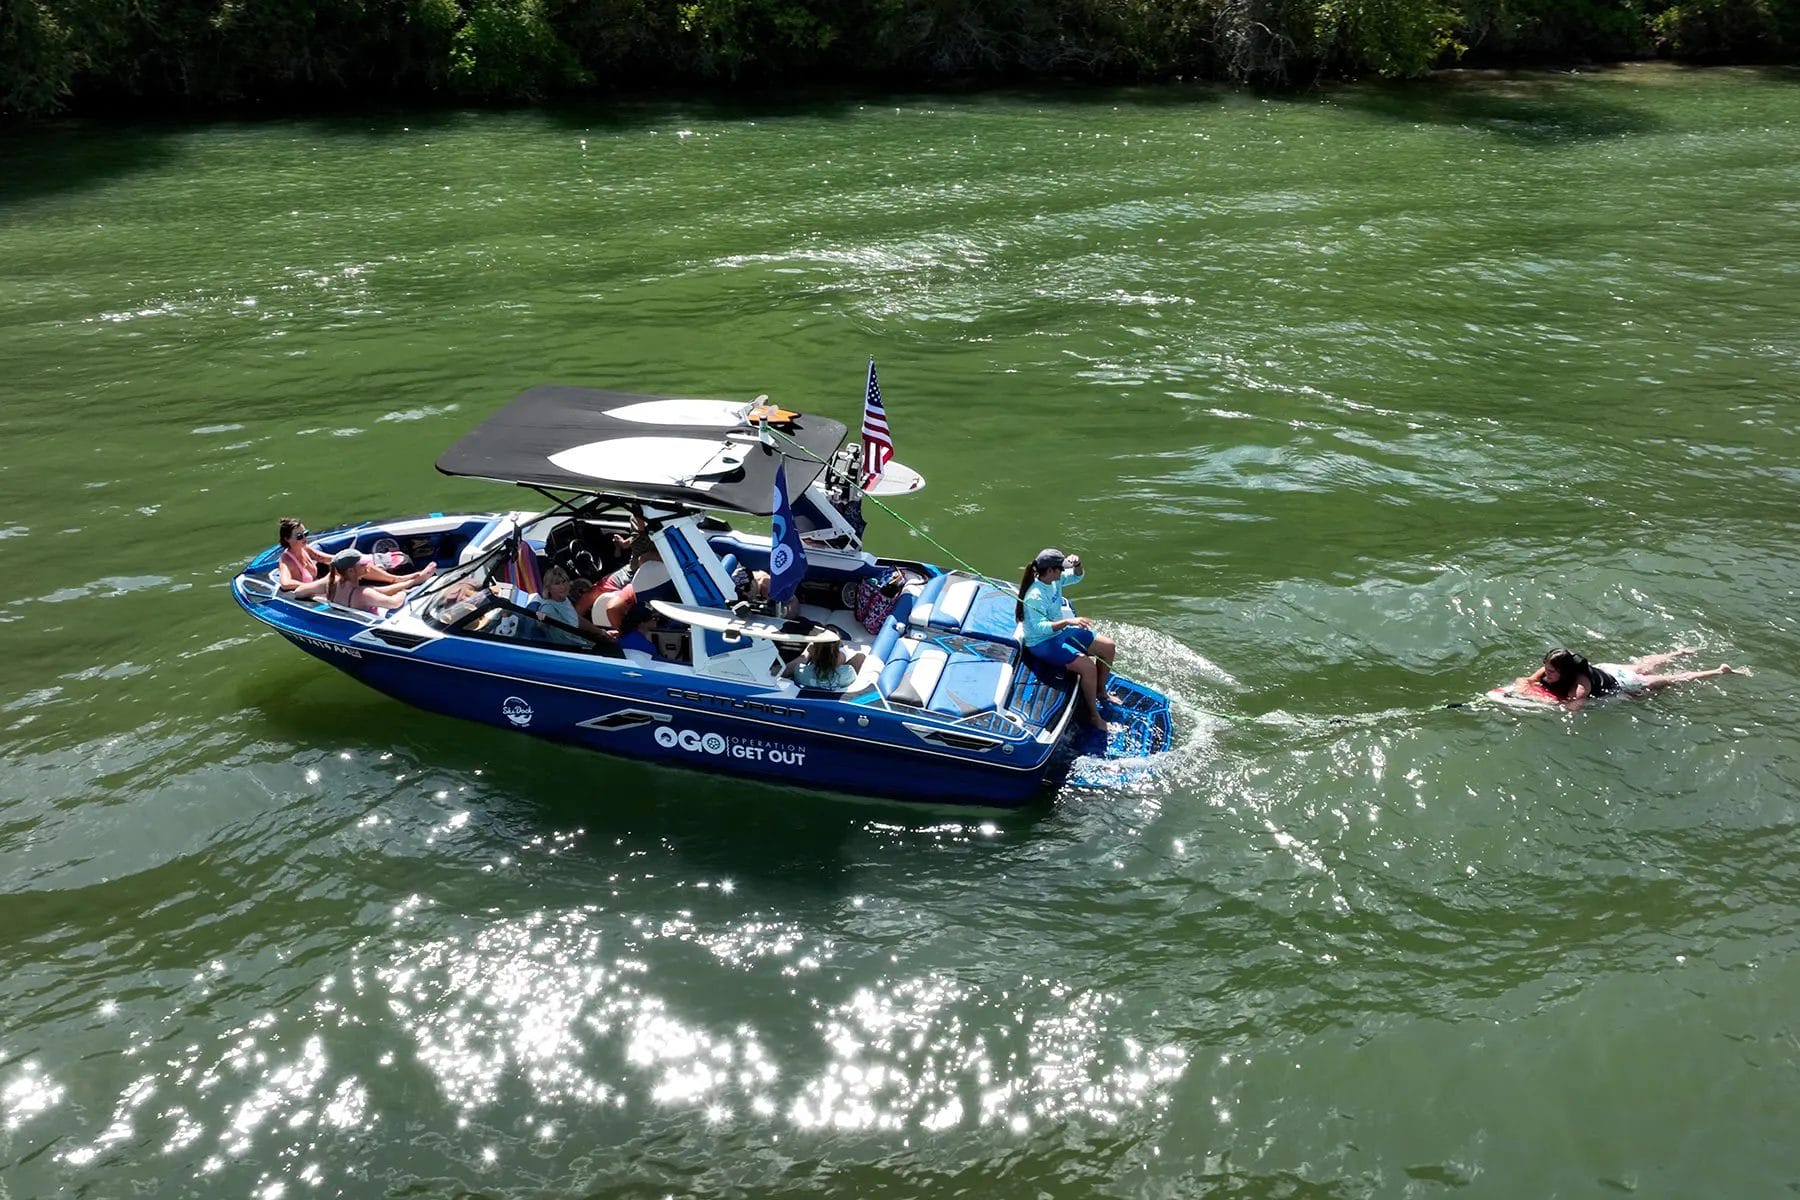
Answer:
[413,543,512,630]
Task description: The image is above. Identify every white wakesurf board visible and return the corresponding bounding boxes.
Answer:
[651,600,841,645]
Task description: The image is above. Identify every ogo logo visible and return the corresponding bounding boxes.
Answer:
[654,726,726,755]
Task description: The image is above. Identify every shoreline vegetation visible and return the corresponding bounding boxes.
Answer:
[4,0,1798,119]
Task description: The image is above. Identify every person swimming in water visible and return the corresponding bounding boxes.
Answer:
[1513,646,1749,710]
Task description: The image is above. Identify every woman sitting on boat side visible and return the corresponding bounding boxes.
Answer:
[1513,646,1749,710]
[276,518,333,589]
[293,549,411,614]
[289,547,433,610]
[780,634,865,690]
[275,517,422,591]
[1017,548,1116,731]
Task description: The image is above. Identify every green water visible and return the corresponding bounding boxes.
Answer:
[3,66,1798,1197]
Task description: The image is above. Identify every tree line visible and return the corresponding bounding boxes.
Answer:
[4,0,1796,117]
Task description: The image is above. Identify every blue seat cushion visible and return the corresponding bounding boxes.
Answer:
[868,596,914,665]
[907,574,1020,642]
[877,637,917,696]
[875,631,1012,718]
[708,535,769,573]
[912,573,949,614]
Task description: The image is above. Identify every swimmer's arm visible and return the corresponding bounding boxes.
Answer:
[1562,679,1591,710]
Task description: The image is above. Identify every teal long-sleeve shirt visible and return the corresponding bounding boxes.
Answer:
[1020,571,1082,647]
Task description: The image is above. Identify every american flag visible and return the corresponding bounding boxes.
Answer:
[860,359,894,489]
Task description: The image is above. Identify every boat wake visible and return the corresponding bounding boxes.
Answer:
[1065,621,1239,794]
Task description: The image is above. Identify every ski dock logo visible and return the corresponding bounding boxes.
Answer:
[502,696,534,727]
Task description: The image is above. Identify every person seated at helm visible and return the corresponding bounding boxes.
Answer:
[1513,646,1749,710]
[1017,547,1117,731]
[276,517,429,591]
[779,633,866,691]
[579,543,674,624]
[609,513,650,564]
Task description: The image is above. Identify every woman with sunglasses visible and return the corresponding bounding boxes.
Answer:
[276,518,334,590]
[276,517,419,591]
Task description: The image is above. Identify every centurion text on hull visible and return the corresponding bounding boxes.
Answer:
[231,386,1173,805]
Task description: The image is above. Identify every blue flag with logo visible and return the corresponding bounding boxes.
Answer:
[768,461,805,606]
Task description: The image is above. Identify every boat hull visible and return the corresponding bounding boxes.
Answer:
[271,622,1065,806]
[236,511,1173,807]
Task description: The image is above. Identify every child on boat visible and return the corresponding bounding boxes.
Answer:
[780,634,866,690]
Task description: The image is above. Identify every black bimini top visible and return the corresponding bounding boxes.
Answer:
[435,386,847,516]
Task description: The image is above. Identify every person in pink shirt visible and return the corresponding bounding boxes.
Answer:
[276,518,333,590]
[276,517,424,591]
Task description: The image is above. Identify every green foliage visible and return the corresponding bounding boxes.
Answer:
[1461,0,1652,59]
[1,0,126,114]
[1314,0,1466,75]
[3,0,1796,117]
[672,0,842,78]
[1651,0,1779,56]
[449,0,581,96]
[1,0,82,115]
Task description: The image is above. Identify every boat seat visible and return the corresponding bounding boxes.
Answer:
[868,593,915,665]
[845,654,883,694]
[925,651,1013,719]
[879,639,943,708]
[905,573,1021,642]
[876,630,1012,719]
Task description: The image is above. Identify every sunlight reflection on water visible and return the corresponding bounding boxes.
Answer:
[369,906,1185,1139]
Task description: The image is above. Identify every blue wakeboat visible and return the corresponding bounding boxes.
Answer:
[230,386,1173,806]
